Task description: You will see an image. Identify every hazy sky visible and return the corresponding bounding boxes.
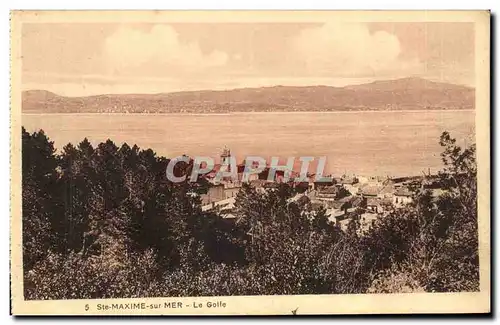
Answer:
[21,22,474,96]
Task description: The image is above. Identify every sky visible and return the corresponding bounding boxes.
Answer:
[21,22,475,96]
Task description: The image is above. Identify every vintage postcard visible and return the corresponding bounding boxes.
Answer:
[10,10,490,315]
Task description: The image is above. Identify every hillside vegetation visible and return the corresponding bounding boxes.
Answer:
[22,128,479,298]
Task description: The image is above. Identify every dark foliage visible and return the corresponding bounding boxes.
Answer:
[21,127,479,299]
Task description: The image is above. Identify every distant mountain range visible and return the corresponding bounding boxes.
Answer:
[22,77,475,114]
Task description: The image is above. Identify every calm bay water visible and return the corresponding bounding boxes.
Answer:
[22,111,475,177]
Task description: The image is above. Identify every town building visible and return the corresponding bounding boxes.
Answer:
[393,187,413,206]
[201,197,237,221]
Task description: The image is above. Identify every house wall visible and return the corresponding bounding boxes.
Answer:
[343,184,358,195]
[393,195,413,206]
[201,185,225,204]
[224,187,240,199]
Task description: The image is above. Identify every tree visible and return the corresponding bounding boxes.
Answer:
[22,128,61,270]
[23,128,479,299]
[367,131,479,293]
[335,187,351,200]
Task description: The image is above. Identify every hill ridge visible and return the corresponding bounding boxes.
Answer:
[22,77,475,114]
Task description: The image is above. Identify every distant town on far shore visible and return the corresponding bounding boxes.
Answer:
[22,77,475,114]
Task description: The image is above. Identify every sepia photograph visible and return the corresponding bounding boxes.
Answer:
[9,10,490,315]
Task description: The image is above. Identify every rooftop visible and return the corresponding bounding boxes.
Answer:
[366,197,381,206]
[394,187,413,197]
[360,185,383,196]
[201,196,236,212]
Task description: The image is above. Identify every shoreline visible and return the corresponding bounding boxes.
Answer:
[22,109,476,116]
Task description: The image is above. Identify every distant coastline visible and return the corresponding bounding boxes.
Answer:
[21,77,475,114]
[21,109,476,116]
